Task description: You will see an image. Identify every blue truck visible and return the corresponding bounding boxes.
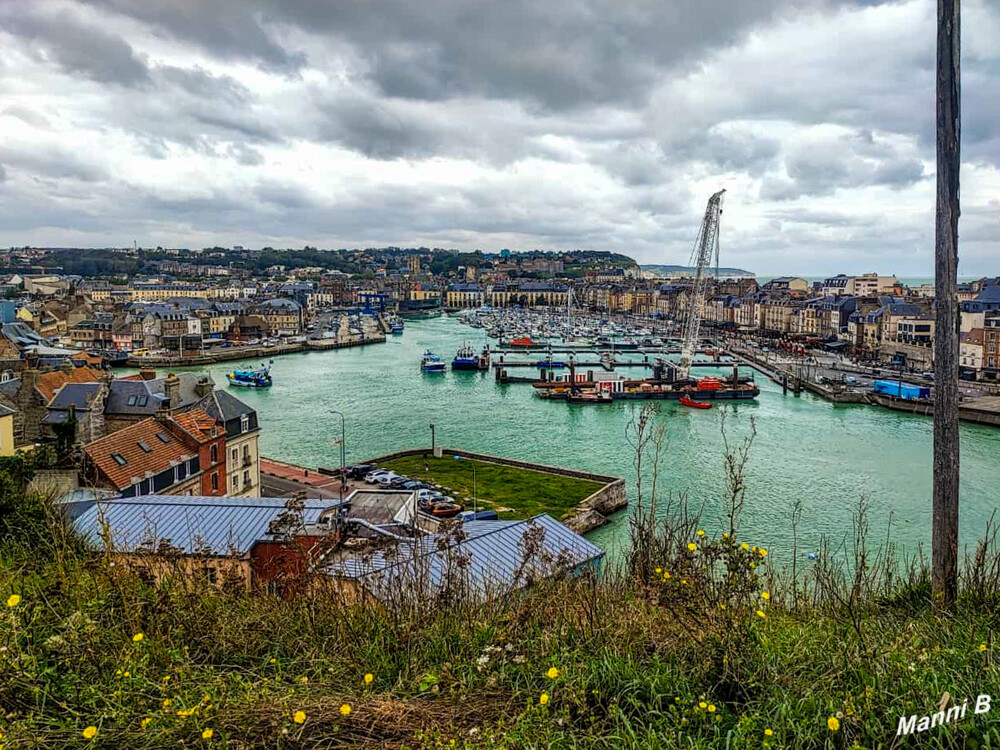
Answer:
[872,380,931,401]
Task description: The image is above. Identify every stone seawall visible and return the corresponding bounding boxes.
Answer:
[352,446,628,534]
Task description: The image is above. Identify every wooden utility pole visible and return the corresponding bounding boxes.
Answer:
[933,0,961,607]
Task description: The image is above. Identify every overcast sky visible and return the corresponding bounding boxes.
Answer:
[1,0,998,275]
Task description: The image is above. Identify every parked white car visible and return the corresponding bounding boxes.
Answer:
[365,469,391,484]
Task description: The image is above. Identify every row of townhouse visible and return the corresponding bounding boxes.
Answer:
[444,283,570,309]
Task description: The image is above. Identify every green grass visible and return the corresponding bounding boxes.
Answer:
[380,454,604,518]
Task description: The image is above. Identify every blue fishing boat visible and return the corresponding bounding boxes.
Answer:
[451,344,480,371]
[390,319,404,334]
[421,350,446,373]
[535,359,568,369]
[227,364,272,388]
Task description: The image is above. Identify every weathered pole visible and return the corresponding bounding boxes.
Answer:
[933,0,961,607]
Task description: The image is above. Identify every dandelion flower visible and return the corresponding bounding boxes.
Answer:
[6,594,20,608]
[294,710,306,724]
[298,676,308,684]
[546,667,560,679]
[749,562,756,569]
[761,592,770,601]
[752,546,758,553]
[708,704,716,713]
[697,530,705,537]
[980,644,987,652]
[699,701,707,709]
[132,633,144,642]
[687,542,697,551]
[123,671,130,678]
[141,717,152,729]
[655,567,662,574]
[722,532,729,539]
[202,728,213,740]
[719,604,726,610]
[340,704,351,716]
[681,579,687,585]
[539,692,550,706]
[269,658,277,664]
[82,726,97,740]
[764,728,774,736]
[827,716,840,731]
[364,673,374,684]
[741,542,749,551]
[760,548,768,557]
[663,571,671,580]
[756,610,766,619]
[162,699,172,709]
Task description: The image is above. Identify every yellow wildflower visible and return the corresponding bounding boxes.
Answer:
[750,562,756,569]
[364,673,374,684]
[539,692,550,706]
[722,532,729,539]
[708,704,716,713]
[760,548,768,557]
[123,671,130,678]
[719,604,726,610]
[827,716,840,731]
[201,728,213,740]
[294,710,306,724]
[980,644,987,652]
[681,579,687,585]
[82,726,97,740]
[132,633,144,642]
[162,699,172,709]
[752,546,758,553]
[663,571,671,579]
[547,666,560,679]
[697,530,705,537]
[655,567,662,574]
[741,542,749,550]
[756,610,766,619]
[698,701,707,709]
[764,728,774,736]
[298,676,308,684]
[761,592,770,601]
[141,717,152,729]
[6,594,20,608]
[340,704,351,716]
[687,542,697,551]
[269,658,277,664]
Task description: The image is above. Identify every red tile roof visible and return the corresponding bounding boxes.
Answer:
[169,408,222,444]
[85,417,196,490]
[36,366,103,402]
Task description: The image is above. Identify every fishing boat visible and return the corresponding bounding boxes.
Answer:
[451,344,480,371]
[226,364,272,389]
[679,395,712,409]
[389,318,404,334]
[421,350,446,373]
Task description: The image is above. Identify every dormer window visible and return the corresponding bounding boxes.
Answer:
[240,414,249,433]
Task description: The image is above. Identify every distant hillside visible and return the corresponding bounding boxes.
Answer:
[641,264,754,278]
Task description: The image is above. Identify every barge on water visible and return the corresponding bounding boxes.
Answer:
[531,362,759,403]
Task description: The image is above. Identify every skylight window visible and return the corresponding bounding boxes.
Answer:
[111,453,127,466]
[155,432,171,444]
[137,396,148,407]
[127,395,137,406]
[137,441,153,453]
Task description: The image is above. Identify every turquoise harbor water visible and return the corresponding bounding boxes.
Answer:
[157,315,999,563]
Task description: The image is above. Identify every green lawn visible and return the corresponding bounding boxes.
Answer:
[380,454,603,518]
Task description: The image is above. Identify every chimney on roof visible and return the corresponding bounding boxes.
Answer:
[195,375,213,398]
[60,359,74,373]
[164,372,180,410]
[138,368,156,381]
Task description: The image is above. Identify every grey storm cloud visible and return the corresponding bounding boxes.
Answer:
[2,7,150,86]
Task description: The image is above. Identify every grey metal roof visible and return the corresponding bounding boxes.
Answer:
[345,490,414,525]
[107,373,212,416]
[326,515,604,598]
[70,495,340,556]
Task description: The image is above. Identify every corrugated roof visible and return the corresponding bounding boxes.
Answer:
[327,515,604,598]
[70,495,336,556]
[345,490,414,525]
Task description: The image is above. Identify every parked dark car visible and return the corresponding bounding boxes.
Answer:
[346,464,374,479]
[389,476,412,489]
[400,480,425,490]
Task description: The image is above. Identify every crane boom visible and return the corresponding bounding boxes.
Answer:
[677,189,725,379]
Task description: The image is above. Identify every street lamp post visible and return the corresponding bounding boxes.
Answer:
[453,455,477,514]
[330,409,346,501]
